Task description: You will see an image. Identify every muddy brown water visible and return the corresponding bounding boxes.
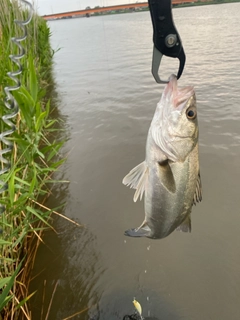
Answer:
[30,3,240,320]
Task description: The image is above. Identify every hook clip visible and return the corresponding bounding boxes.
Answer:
[148,0,186,83]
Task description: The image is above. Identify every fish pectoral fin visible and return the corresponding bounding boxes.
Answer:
[125,221,151,238]
[158,160,176,193]
[122,161,148,202]
[193,171,202,205]
[176,215,191,233]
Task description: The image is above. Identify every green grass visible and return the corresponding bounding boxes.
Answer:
[0,1,65,319]
[173,0,240,8]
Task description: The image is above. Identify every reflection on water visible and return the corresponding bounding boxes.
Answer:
[30,215,104,319]
[54,226,104,320]
[30,3,240,320]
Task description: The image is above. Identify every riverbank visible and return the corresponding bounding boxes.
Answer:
[44,0,240,21]
[96,0,240,14]
[174,0,240,8]
[0,1,65,319]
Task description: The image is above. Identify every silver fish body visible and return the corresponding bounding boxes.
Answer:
[123,75,202,239]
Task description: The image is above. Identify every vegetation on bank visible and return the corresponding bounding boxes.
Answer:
[101,0,240,14]
[173,0,240,8]
[0,1,64,319]
[53,0,240,20]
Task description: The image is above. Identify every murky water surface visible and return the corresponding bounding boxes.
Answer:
[30,4,240,320]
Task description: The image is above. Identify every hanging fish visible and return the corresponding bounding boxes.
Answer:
[123,75,202,239]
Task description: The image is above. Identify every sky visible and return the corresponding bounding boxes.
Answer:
[34,0,138,15]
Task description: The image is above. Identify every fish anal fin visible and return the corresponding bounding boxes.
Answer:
[136,219,148,230]
[193,171,202,205]
[176,215,191,233]
[158,160,176,193]
[122,161,148,202]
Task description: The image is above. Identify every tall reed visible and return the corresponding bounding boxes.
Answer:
[0,1,64,319]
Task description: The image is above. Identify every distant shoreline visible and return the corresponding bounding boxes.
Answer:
[173,0,240,8]
[45,0,240,21]
[90,0,240,16]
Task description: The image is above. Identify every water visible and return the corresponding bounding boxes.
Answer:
[30,3,240,320]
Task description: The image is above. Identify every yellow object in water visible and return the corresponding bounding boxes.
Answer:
[133,299,142,316]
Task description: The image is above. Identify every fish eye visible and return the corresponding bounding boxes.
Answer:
[186,107,197,120]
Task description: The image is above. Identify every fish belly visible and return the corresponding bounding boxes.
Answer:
[144,146,198,239]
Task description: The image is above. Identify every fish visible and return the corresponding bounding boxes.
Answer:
[122,74,202,239]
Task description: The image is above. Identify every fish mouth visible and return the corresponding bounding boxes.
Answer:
[164,74,195,110]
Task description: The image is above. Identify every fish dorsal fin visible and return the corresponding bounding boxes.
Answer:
[193,172,202,205]
[176,215,191,233]
[122,161,148,202]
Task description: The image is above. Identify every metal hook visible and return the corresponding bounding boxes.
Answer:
[151,45,185,84]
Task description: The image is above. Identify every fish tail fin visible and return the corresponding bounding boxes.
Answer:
[125,220,151,238]
[176,215,191,233]
[124,227,150,238]
[122,161,148,202]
